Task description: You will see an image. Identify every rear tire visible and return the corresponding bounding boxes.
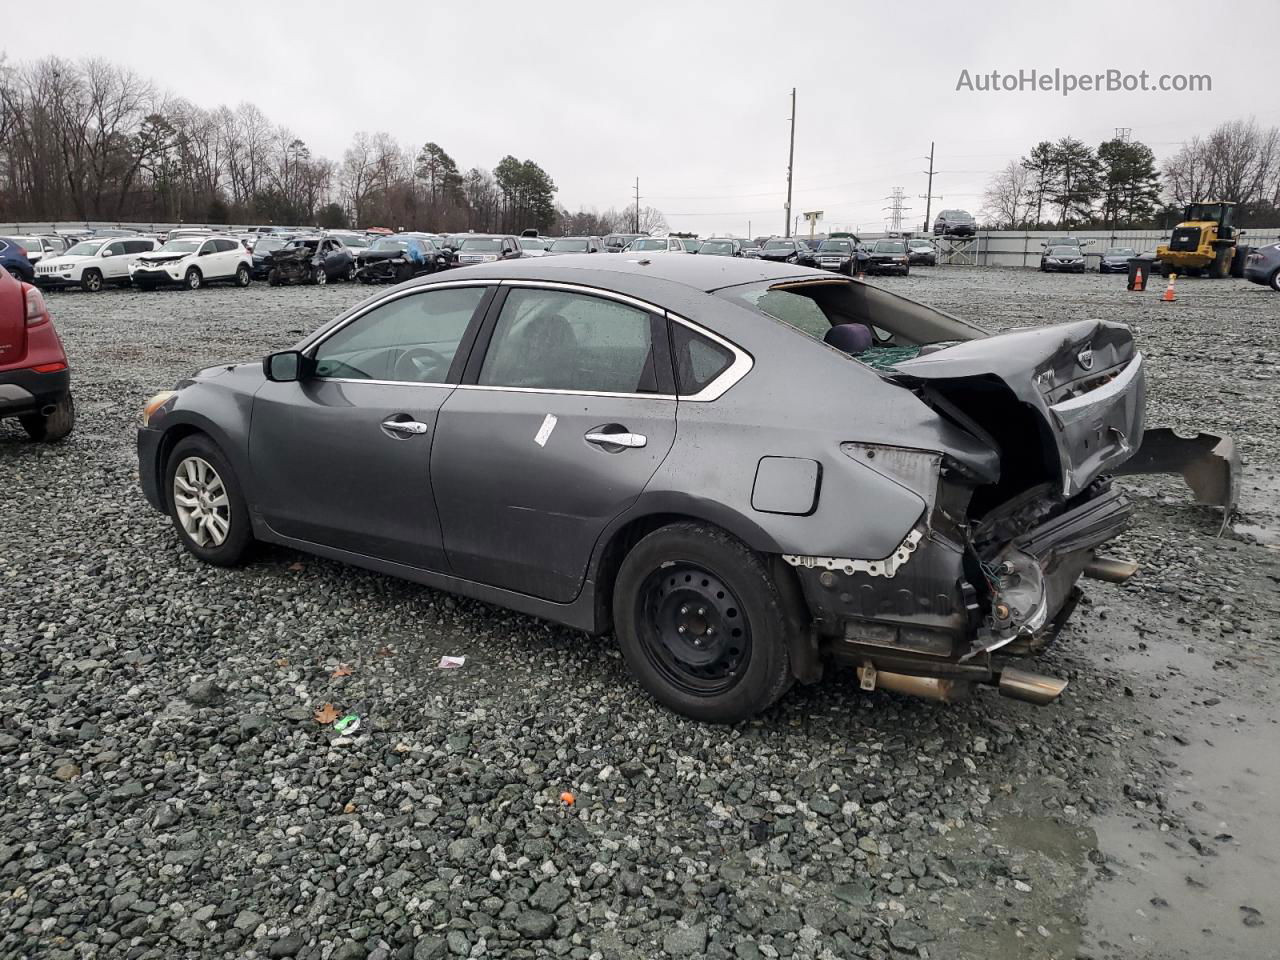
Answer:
[80,269,103,293]
[185,267,202,290]
[234,264,251,287]
[613,522,793,723]
[165,434,252,567]
[19,392,74,442]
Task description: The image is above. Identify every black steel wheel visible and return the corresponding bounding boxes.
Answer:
[637,564,750,697]
[613,522,795,723]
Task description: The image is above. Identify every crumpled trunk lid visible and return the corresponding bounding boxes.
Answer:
[892,319,1145,496]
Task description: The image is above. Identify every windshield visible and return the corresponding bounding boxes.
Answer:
[629,238,668,251]
[159,240,201,253]
[370,237,410,252]
[287,240,320,251]
[460,238,503,252]
[337,235,369,248]
[763,240,794,251]
[66,240,105,257]
[1048,246,1078,256]
[1105,247,1136,257]
[908,240,932,249]
[255,238,286,253]
[549,239,589,252]
[873,241,905,253]
[818,240,852,253]
[520,238,547,250]
[700,241,735,254]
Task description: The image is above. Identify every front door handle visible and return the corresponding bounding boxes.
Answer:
[585,430,647,449]
[381,418,429,436]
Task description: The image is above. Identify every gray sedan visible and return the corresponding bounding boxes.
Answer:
[138,256,1151,722]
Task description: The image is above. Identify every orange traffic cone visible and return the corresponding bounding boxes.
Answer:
[1161,273,1177,302]
[1132,270,1145,292]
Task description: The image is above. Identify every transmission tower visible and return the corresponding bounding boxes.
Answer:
[883,187,910,233]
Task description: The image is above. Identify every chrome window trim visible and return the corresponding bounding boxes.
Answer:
[491,279,753,402]
[297,276,754,400]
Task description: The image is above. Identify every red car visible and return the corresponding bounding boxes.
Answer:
[0,268,74,441]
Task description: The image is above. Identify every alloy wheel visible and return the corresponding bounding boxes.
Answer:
[85,272,101,292]
[637,563,750,696]
[172,456,231,547]
[314,267,327,285]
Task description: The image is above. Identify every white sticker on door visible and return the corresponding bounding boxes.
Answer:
[534,413,557,447]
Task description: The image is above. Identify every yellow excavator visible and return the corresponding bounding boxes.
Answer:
[1155,201,1245,278]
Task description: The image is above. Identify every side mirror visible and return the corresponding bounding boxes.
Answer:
[263,350,313,383]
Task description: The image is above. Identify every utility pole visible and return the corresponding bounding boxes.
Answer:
[784,88,796,237]
[919,141,939,233]
[633,177,640,234]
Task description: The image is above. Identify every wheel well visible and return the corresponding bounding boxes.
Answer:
[154,424,209,509]
[591,512,818,682]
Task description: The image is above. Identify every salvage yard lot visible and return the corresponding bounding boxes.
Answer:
[2,268,1278,960]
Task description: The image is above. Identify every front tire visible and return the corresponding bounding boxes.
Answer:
[19,392,74,442]
[613,522,793,723]
[165,435,252,566]
[1269,268,1280,292]
[80,269,103,293]
[312,266,327,285]
[345,262,357,282]
[185,267,202,290]
[268,269,280,286]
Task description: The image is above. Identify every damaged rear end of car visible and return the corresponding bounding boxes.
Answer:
[728,276,1222,706]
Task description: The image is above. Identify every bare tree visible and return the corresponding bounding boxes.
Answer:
[980,160,1031,228]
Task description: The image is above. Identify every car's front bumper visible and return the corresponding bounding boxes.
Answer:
[33,272,79,288]
[0,367,71,418]
[131,267,186,286]
[137,425,166,512]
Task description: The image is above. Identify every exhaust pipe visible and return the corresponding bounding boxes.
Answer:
[857,664,970,703]
[998,667,1068,705]
[1083,555,1140,584]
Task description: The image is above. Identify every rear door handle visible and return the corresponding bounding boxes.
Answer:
[585,431,647,448]
[381,418,429,436]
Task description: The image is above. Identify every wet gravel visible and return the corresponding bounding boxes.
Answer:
[1,268,1277,960]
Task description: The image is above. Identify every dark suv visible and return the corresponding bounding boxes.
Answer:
[933,209,976,237]
[0,269,74,441]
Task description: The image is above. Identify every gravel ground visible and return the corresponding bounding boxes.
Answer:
[1,268,1277,960]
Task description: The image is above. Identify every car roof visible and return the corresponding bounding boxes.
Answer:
[413,251,817,294]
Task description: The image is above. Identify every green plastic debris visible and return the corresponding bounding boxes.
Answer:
[333,714,361,734]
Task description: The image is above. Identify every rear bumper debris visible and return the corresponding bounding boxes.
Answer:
[1115,427,1240,524]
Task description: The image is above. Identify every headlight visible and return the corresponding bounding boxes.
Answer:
[141,390,177,426]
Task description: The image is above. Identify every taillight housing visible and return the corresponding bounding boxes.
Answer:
[24,286,49,327]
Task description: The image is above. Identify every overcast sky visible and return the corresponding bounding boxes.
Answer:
[7,1,1274,236]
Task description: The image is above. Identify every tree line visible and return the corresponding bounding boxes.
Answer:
[0,55,669,236]
[982,118,1280,230]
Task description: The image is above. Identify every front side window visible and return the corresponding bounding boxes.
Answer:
[478,288,658,394]
[313,286,487,383]
[198,242,217,257]
[103,242,127,257]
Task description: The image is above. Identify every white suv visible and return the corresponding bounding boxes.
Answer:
[10,236,67,267]
[130,236,252,291]
[35,237,160,292]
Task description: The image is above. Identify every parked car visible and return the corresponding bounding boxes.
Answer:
[9,235,67,266]
[755,238,818,267]
[1037,237,1092,272]
[130,236,252,291]
[623,237,697,255]
[518,237,550,257]
[136,254,1161,723]
[1243,242,1280,291]
[0,238,35,283]
[1098,247,1138,274]
[604,233,645,253]
[865,239,911,275]
[740,239,762,258]
[165,228,213,242]
[814,238,860,274]
[356,235,448,283]
[1041,244,1086,273]
[0,269,74,441]
[326,232,373,257]
[34,237,160,292]
[268,236,356,286]
[906,238,937,266]
[91,228,139,238]
[676,238,702,254]
[249,236,293,280]
[545,237,603,255]
[698,238,746,258]
[454,235,524,266]
[933,209,976,237]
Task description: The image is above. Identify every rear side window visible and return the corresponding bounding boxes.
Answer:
[671,324,733,396]
[213,239,238,253]
[124,240,153,254]
[478,288,659,394]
